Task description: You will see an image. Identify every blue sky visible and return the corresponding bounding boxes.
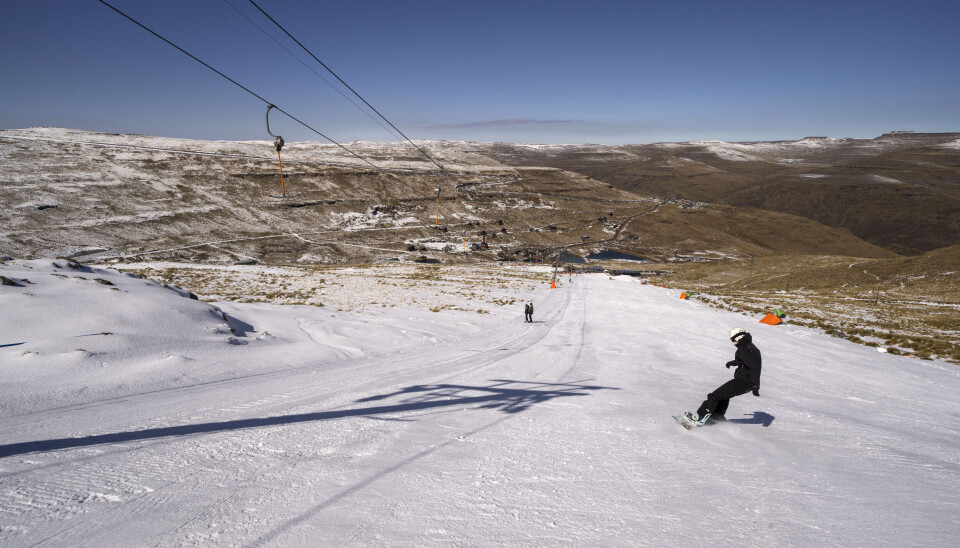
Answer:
[2,0,958,144]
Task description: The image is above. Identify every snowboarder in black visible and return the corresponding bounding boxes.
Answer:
[680,327,761,427]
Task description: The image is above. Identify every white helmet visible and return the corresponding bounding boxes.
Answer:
[729,327,747,343]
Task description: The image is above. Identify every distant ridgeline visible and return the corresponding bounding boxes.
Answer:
[481,131,960,256]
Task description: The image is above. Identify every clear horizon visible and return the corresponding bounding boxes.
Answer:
[8,126,958,148]
[2,1,959,145]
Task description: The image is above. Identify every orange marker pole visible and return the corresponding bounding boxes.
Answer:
[277,150,286,197]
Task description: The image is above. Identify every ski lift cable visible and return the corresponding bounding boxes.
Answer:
[258,104,452,209]
[97,0,391,177]
[221,0,408,144]
[246,0,446,175]
[96,0,444,205]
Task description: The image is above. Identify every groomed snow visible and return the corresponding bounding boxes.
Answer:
[1,260,958,546]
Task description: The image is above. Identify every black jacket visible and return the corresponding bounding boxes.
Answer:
[731,333,762,388]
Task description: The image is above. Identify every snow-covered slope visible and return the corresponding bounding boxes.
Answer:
[1,260,958,546]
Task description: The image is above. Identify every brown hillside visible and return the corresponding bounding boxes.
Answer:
[643,245,960,363]
[478,134,960,255]
[0,128,895,266]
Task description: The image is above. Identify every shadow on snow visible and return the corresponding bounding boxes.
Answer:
[728,411,775,427]
[0,379,616,458]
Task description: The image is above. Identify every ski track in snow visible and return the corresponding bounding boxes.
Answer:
[1,263,959,546]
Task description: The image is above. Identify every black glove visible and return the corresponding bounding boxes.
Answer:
[725,360,736,369]
[751,386,760,397]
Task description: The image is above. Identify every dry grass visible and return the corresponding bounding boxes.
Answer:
[651,251,960,364]
[115,263,551,315]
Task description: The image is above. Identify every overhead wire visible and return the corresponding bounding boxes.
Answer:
[80,4,605,260]
[220,0,407,144]
[246,0,446,174]
[96,0,449,208]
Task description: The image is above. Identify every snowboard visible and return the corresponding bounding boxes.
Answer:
[672,414,719,430]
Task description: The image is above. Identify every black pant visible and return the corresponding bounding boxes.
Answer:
[697,377,753,418]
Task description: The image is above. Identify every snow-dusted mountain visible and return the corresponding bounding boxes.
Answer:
[0,127,909,265]
[477,131,960,255]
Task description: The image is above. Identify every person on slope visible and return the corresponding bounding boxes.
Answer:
[680,327,762,427]
[524,303,532,323]
[527,302,534,323]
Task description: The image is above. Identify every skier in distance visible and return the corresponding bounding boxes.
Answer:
[524,302,535,323]
[679,327,762,428]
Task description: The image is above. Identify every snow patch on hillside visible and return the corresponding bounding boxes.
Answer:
[692,137,841,162]
[693,141,764,162]
[937,138,960,149]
